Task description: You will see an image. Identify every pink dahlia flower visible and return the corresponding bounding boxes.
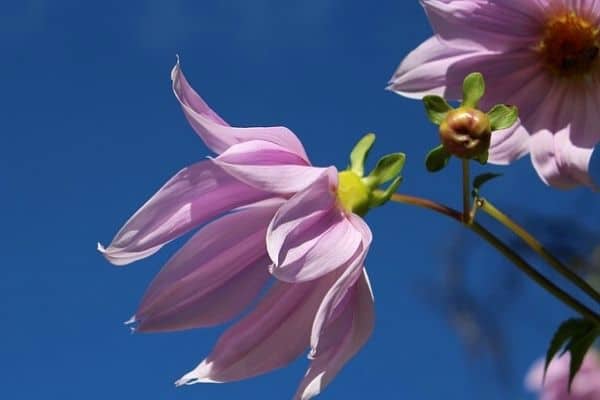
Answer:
[525,349,600,399]
[389,0,600,188]
[99,60,376,399]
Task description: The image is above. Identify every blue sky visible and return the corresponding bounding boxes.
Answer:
[2,1,598,399]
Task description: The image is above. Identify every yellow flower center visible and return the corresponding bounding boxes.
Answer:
[336,170,370,215]
[537,12,599,78]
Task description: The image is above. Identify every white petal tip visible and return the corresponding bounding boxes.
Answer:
[171,56,181,81]
[97,242,106,253]
[175,361,221,386]
[124,315,136,325]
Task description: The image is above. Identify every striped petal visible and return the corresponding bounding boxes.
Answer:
[172,59,309,160]
[174,272,339,385]
[213,140,327,194]
[133,200,283,332]
[98,160,270,265]
[294,270,375,400]
[267,170,364,282]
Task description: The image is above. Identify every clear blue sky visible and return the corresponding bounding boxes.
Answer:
[2,1,598,399]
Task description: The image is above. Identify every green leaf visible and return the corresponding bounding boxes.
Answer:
[366,152,406,186]
[488,104,518,131]
[349,133,376,177]
[567,328,598,391]
[461,72,485,108]
[369,176,402,208]
[544,319,600,391]
[472,172,502,196]
[423,95,453,125]
[544,319,582,379]
[474,151,488,165]
[425,145,450,172]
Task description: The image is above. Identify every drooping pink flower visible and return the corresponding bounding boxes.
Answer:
[525,349,600,400]
[98,60,378,399]
[389,0,600,188]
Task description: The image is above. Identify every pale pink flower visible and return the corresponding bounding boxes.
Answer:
[525,349,600,400]
[389,0,600,188]
[98,60,375,399]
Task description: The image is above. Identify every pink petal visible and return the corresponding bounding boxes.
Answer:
[213,140,327,194]
[421,0,542,51]
[525,350,600,398]
[172,59,309,160]
[484,61,551,164]
[134,201,283,332]
[294,270,375,400]
[530,82,597,188]
[98,160,270,266]
[175,272,340,385]
[267,170,364,282]
[387,36,487,99]
[310,215,372,356]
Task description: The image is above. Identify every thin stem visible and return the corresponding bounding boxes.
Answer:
[388,193,462,222]
[478,198,600,305]
[469,222,600,325]
[384,192,600,324]
[461,159,471,223]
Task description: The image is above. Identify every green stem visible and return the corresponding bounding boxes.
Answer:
[461,159,471,223]
[385,192,600,325]
[478,198,600,305]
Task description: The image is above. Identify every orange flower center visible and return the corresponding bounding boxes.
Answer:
[537,12,599,77]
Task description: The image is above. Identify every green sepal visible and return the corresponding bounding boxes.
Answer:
[461,72,485,108]
[423,95,453,125]
[425,145,450,172]
[472,172,502,197]
[544,319,600,391]
[368,176,402,209]
[488,104,518,131]
[365,152,406,187]
[474,151,489,165]
[349,133,376,177]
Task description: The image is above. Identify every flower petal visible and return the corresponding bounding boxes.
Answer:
[530,82,598,188]
[133,200,284,332]
[213,140,327,194]
[310,214,372,356]
[294,270,375,400]
[98,160,270,266]
[174,272,339,385]
[267,170,364,282]
[172,59,309,160]
[421,0,542,51]
[387,36,486,99]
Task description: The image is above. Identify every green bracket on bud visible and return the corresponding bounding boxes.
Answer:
[421,71,520,173]
[461,72,485,108]
[349,133,376,177]
[474,150,489,165]
[488,104,519,131]
[423,95,453,125]
[364,152,406,188]
[425,145,451,172]
[368,176,402,208]
[340,135,406,215]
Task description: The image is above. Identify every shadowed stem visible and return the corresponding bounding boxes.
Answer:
[461,159,471,223]
[383,192,600,325]
[477,198,600,305]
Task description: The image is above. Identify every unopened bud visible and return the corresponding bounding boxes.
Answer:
[439,107,491,159]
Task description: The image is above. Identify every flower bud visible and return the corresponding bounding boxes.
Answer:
[438,107,491,159]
